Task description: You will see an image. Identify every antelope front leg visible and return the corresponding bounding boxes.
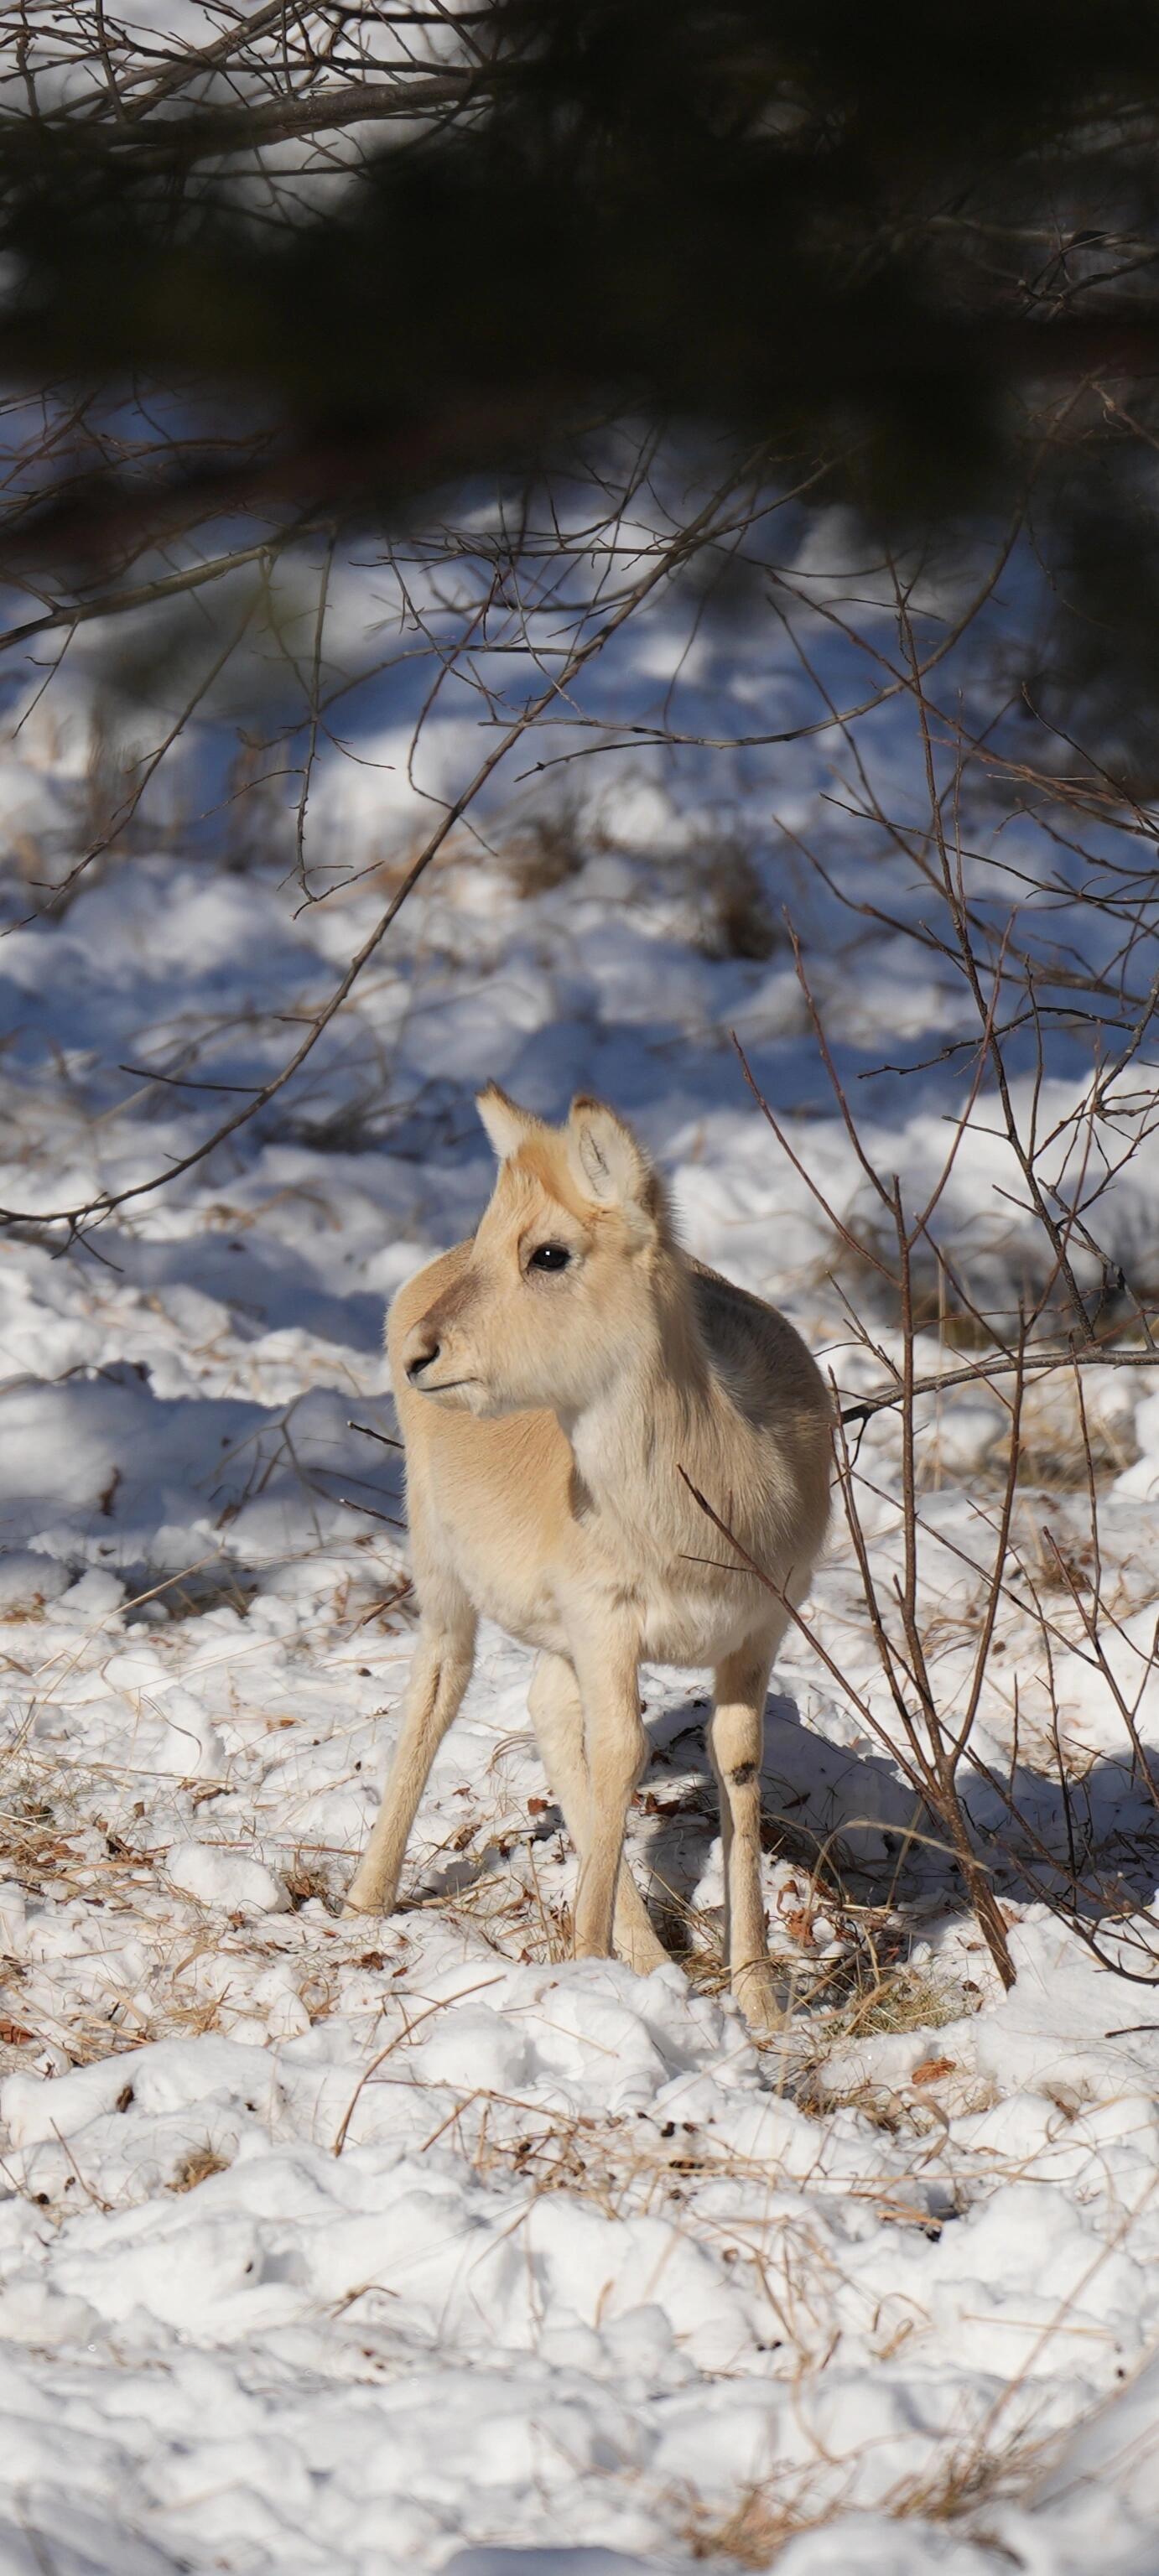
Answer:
[570,1627,647,1960]
[346,1609,477,1916]
[528,1651,668,1976]
[709,1645,782,2031]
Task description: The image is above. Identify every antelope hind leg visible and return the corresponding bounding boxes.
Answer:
[709,1645,784,2032]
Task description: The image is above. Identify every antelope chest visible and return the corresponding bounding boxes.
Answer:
[637,1571,761,1667]
[566,1521,763,1668]
[564,1457,765,1668]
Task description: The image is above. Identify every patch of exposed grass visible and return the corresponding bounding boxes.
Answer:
[167,2143,231,2194]
[694,841,779,963]
[503,802,588,897]
[824,1963,971,2043]
[674,2410,1037,2568]
[683,2484,787,2565]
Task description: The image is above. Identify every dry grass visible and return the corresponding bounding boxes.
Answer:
[683,2484,788,2565]
[694,840,779,963]
[166,2142,231,2194]
[796,1956,982,2130]
[0,1756,153,1909]
[503,805,588,897]
[283,1852,342,1913]
[145,1563,258,1623]
[821,1962,971,2044]
[980,1374,1139,1494]
[674,2424,1034,2571]
[0,1746,352,2065]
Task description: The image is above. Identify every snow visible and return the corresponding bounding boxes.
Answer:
[165,1842,289,1913]
[2,495,1159,2576]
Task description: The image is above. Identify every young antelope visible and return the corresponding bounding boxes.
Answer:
[346,1086,831,2028]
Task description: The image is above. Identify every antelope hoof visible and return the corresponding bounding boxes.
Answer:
[615,1924,670,1977]
[734,1966,787,2035]
[343,1876,390,1919]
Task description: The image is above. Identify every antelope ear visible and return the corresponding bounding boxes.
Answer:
[476,1083,542,1161]
[567,1096,656,1220]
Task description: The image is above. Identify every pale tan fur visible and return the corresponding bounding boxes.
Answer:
[346,1086,832,2028]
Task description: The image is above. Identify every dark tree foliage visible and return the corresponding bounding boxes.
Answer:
[3,0,1159,724]
[0,23,1148,496]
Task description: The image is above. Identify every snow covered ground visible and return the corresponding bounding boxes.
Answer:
[3,520,1159,2576]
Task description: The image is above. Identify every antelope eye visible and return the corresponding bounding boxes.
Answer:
[528,1243,571,1273]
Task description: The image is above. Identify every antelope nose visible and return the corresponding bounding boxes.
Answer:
[403,1328,440,1384]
